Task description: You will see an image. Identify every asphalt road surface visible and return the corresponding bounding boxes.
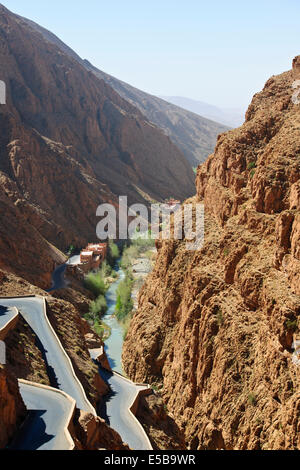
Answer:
[11,382,74,450]
[0,305,17,332]
[47,264,67,292]
[0,297,95,415]
[99,368,152,450]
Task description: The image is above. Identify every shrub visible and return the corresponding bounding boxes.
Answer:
[216,309,224,326]
[115,273,134,322]
[250,169,256,179]
[285,319,298,332]
[121,314,133,340]
[84,272,106,296]
[67,244,75,256]
[133,235,155,250]
[107,241,120,266]
[90,295,108,318]
[99,260,112,277]
[121,245,139,269]
[247,161,256,170]
[93,319,111,339]
[248,392,257,406]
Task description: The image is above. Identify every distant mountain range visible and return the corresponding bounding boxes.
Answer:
[160,96,246,128]
[13,13,229,167]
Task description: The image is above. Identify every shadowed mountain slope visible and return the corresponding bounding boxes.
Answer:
[13,11,228,167]
[0,4,194,284]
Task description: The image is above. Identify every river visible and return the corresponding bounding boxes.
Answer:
[102,263,126,374]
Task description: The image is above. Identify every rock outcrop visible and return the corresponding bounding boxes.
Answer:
[136,392,187,450]
[73,410,130,450]
[123,58,300,450]
[0,365,26,448]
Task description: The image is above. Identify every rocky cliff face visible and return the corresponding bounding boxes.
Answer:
[0,365,26,448]
[123,58,300,450]
[73,410,130,450]
[0,4,194,287]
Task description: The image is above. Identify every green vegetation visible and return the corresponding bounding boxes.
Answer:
[250,169,256,179]
[84,272,106,296]
[107,241,120,266]
[84,296,110,340]
[121,236,155,270]
[121,314,133,340]
[223,247,229,257]
[98,260,118,279]
[285,319,298,332]
[247,161,256,170]
[248,392,257,406]
[90,295,108,317]
[193,166,198,175]
[216,308,224,326]
[151,383,163,392]
[93,319,111,340]
[121,245,139,270]
[115,272,134,322]
[67,244,75,256]
[84,255,120,339]
[114,234,154,336]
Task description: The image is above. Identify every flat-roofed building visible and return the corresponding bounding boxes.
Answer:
[79,243,108,272]
[86,243,107,261]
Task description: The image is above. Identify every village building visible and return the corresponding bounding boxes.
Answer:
[166,198,181,206]
[79,243,108,273]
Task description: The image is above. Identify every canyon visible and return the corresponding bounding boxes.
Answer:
[123,57,300,450]
[0,2,299,453]
[15,12,228,167]
[0,3,195,288]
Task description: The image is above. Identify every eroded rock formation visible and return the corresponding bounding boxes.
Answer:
[73,410,130,450]
[123,58,300,450]
[0,365,26,448]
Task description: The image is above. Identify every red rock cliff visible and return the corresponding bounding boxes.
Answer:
[123,58,300,450]
[0,365,26,448]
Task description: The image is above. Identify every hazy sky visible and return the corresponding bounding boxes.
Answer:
[2,0,300,109]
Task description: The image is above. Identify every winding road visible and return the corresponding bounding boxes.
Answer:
[92,263,152,450]
[11,381,75,450]
[1,258,152,450]
[0,305,18,333]
[99,368,152,450]
[47,254,81,292]
[47,264,67,292]
[0,297,95,415]
[67,255,81,266]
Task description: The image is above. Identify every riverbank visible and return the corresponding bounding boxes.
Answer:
[101,264,126,373]
[131,249,156,311]
[100,245,156,374]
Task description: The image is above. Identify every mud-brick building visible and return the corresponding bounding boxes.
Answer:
[79,243,108,272]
